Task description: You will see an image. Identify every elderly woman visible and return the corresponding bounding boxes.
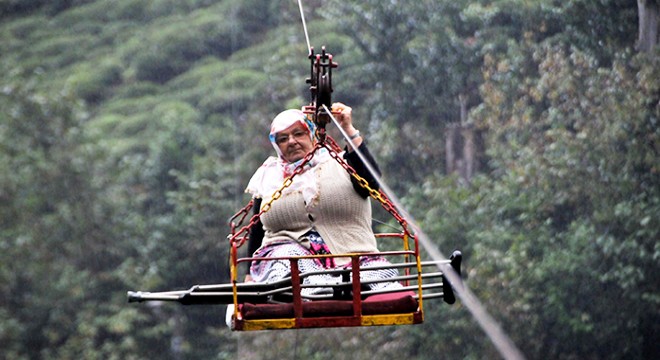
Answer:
[244,103,400,294]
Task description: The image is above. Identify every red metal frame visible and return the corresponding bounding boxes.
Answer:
[229,232,426,331]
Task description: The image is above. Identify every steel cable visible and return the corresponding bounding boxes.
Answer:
[323,104,526,360]
[297,0,312,54]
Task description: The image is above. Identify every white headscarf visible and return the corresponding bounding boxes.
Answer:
[246,109,333,205]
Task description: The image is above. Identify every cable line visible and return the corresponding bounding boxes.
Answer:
[323,104,526,360]
[296,0,312,54]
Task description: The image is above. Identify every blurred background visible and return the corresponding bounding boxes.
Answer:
[0,0,657,359]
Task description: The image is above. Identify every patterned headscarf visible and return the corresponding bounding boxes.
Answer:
[246,109,332,205]
[268,109,316,159]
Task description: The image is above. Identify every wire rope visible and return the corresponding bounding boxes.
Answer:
[322,105,526,360]
[296,0,312,54]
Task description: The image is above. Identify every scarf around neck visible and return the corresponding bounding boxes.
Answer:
[245,147,333,206]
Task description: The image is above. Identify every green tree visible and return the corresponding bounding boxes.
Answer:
[0,82,145,358]
[1,0,657,359]
[468,44,658,359]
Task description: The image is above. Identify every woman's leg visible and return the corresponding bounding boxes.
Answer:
[250,241,339,295]
[250,241,312,283]
[358,256,403,291]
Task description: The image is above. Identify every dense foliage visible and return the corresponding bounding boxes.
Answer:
[0,0,657,359]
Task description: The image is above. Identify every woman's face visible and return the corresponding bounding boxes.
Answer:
[274,122,314,163]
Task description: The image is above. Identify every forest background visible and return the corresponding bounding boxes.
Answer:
[0,0,658,359]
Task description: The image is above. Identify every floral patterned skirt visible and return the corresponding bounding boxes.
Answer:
[249,231,401,292]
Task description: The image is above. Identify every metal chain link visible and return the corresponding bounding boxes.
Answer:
[323,136,412,237]
[228,199,254,234]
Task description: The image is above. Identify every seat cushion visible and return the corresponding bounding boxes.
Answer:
[241,291,418,320]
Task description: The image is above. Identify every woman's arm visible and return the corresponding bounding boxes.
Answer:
[344,141,381,198]
[331,102,381,197]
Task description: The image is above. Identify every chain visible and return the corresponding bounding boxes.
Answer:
[228,142,323,247]
[323,136,412,237]
[228,199,254,235]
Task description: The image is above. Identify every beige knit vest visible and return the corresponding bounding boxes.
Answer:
[259,159,378,265]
